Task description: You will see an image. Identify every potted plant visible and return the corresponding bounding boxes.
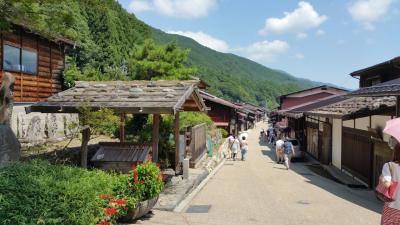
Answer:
[97,162,165,225]
[118,162,164,222]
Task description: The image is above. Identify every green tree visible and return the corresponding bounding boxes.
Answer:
[129,39,197,80]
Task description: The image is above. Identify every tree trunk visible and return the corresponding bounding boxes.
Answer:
[80,128,91,168]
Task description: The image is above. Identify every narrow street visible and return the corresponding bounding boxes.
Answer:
[137,122,382,225]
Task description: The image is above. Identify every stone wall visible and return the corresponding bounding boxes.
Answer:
[11,104,78,146]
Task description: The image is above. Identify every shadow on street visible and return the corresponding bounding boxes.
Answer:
[260,144,383,214]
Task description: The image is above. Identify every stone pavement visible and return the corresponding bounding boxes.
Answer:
[132,122,382,225]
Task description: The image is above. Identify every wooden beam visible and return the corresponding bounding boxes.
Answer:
[80,127,91,168]
[119,113,125,143]
[152,114,160,163]
[174,111,181,173]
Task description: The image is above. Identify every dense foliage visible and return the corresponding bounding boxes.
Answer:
[1,0,320,109]
[0,160,164,225]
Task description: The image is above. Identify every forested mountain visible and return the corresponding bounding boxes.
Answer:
[2,0,321,108]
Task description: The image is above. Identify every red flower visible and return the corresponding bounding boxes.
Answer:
[97,220,109,225]
[105,207,118,215]
[124,207,129,211]
[141,180,144,185]
[132,164,136,171]
[116,199,127,205]
[133,170,138,179]
[162,174,167,182]
[100,194,112,199]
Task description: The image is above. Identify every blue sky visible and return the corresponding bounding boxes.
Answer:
[118,0,400,89]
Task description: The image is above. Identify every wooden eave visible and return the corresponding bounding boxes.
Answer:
[26,80,206,115]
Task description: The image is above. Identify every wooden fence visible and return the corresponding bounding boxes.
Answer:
[185,123,207,168]
[342,127,373,186]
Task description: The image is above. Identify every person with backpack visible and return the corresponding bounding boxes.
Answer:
[283,137,295,170]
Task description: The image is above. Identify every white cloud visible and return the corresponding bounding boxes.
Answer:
[128,0,217,18]
[348,0,393,30]
[296,33,308,39]
[316,29,325,35]
[129,0,152,12]
[168,31,229,52]
[236,40,289,63]
[295,53,305,59]
[259,1,327,35]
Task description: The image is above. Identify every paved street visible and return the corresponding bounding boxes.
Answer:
[136,122,382,225]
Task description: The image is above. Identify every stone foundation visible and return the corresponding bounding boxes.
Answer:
[11,104,78,146]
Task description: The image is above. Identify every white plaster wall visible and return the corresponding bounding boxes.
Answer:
[11,104,79,146]
[332,118,342,169]
[372,115,392,142]
[355,116,369,131]
[343,119,354,128]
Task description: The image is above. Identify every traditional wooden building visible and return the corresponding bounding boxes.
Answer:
[200,91,240,135]
[1,25,77,102]
[277,85,348,110]
[1,25,78,145]
[303,57,400,187]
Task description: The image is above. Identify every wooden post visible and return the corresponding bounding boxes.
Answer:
[80,127,91,168]
[119,113,125,143]
[396,96,400,118]
[152,114,160,163]
[174,111,180,173]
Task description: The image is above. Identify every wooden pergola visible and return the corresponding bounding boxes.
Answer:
[26,80,207,171]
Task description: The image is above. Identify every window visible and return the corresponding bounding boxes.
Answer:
[3,44,37,75]
[3,45,20,72]
[22,49,37,74]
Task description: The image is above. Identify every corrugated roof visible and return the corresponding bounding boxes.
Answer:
[348,78,400,97]
[27,80,206,115]
[91,143,151,162]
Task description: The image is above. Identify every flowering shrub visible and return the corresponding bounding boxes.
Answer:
[130,162,165,201]
[96,161,164,224]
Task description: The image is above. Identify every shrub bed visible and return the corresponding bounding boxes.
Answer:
[0,160,164,225]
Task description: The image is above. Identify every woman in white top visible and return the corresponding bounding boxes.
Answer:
[240,136,249,161]
[380,143,400,225]
[230,136,240,161]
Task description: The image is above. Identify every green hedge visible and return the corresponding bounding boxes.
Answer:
[0,160,126,225]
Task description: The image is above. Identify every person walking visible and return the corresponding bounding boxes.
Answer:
[240,136,249,161]
[283,137,295,170]
[275,136,284,164]
[231,136,240,161]
[380,142,400,224]
[226,134,234,159]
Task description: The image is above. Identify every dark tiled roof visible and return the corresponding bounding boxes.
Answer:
[200,91,239,109]
[350,57,400,77]
[277,85,349,99]
[27,80,206,114]
[306,96,396,118]
[348,78,400,97]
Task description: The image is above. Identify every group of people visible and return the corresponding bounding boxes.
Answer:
[227,134,248,161]
[275,135,295,170]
